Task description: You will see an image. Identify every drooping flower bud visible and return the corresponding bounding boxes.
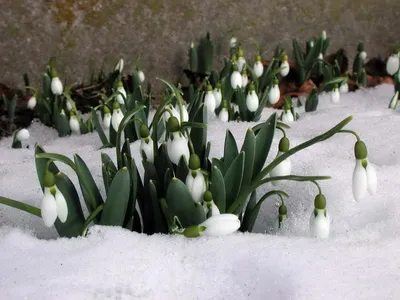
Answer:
[204,84,216,113]
[309,193,330,238]
[253,55,264,78]
[230,64,242,89]
[50,69,63,95]
[246,83,259,112]
[280,55,290,77]
[268,78,280,105]
[213,83,222,108]
[186,154,206,203]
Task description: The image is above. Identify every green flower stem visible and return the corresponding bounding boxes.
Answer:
[259,190,288,204]
[0,196,41,218]
[80,204,104,236]
[276,126,286,137]
[311,180,322,194]
[338,129,360,141]
[252,175,331,191]
[185,128,195,154]
[227,115,353,214]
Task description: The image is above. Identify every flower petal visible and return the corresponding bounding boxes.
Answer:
[309,209,330,238]
[41,188,58,227]
[352,160,368,201]
[55,188,68,223]
[366,161,377,195]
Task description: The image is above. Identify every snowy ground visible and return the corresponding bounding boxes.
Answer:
[1,84,400,300]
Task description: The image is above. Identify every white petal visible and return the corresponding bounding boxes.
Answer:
[140,138,154,163]
[55,188,68,223]
[280,61,290,77]
[331,89,340,104]
[254,61,264,78]
[103,113,111,129]
[246,92,259,112]
[230,71,242,89]
[366,161,377,195]
[186,171,206,203]
[269,85,280,105]
[167,132,190,165]
[281,111,294,123]
[16,129,30,141]
[219,109,229,122]
[237,57,246,72]
[27,97,37,109]
[339,83,349,94]
[69,116,80,134]
[386,54,400,76]
[210,201,221,216]
[213,90,222,108]
[138,70,145,83]
[241,74,249,87]
[270,152,292,185]
[309,209,330,238]
[111,110,124,132]
[116,87,126,104]
[352,160,368,201]
[360,51,367,61]
[204,92,216,112]
[201,214,240,236]
[230,37,237,48]
[41,188,58,227]
[51,77,63,95]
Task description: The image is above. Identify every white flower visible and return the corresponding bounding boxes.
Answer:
[27,96,37,109]
[137,69,145,83]
[219,107,229,122]
[69,115,80,134]
[205,201,221,217]
[331,86,340,104]
[241,72,249,87]
[204,87,216,113]
[280,55,290,77]
[318,53,323,60]
[16,129,30,141]
[360,51,367,62]
[41,187,58,227]
[237,57,246,73]
[269,151,291,185]
[281,111,294,123]
[54,186,68,223]
[232,103,239,114]
[103,113,111,129]
[230,66,242,89]
[111,107,124,132]
[200,214,240,236]
[66,100,73,111]
[114,58,124,73]
[322,30,327,40]
[140,137,154,163]
[163,104,180,124]
[269,81,280,105]
[186,170,207,203]
[51,77,63,95]
[309,208,330,238]
[253,56,264,78]
[339,82,349,94]
[175,103,189,123]
[116,86,127,105]
[386,53,400,76]
[352,159,377,201]
[230,36,237,48]
[212,85,222,108]
[167,131,190,165]
[246,85,259,112]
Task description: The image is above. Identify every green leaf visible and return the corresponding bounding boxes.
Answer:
[224,152,245,210]
[240,128,256,187]
[54,172,85,237]
[211,165,226,213]
[92,108,111,147]
[305,89,319,112]
[176,156,189,182]
[149,180,168,233]
[166,177,206,228]
[252,113,277,177]
[189,104,208,162]
[240,190,258,232]
[223,130,239,169]
[0,196,41,218]
[123,154,138,228]
[100,167,131,226]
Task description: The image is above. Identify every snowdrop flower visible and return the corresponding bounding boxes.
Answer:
[241,69,249,87]
[388,91,399,110]
[230,64,242,89]
[41,171,68,227]
[27,95,37,110]
[281,110,294,123]
[183,214,240,237]
[386,52,399,76]
[213,83,222,108]
[270,136,291,185]
[339,82,349,94]
[163,104,180,124]
[115,80,127,105]
[219,101,229,122]
[103,106,111,129]
[137,68,145,83]
[175,102,189,123]
[321,30,327,40]
[16,128,30,141]
[280,55,290,77]
[111,101,124,132]
[352,140,377,201]
[230,36,237,48]
[50,69,63,95]
[246,83,259,112]
[166,116,190,165]
[268,78,280,105]
[236,48,246,72]
[204,84,216,113]
[360,51,367,62]
[203,191,220,217]
[331,84,340,104]
[253,55,264,78]
[309,194,330,238]
[66,100,73,111]
[274,199,287,230]
[185,154,207,203]
[114,58,124,73]
[318,53,323,60]
[69,111,80,134]
[139,123,154,163]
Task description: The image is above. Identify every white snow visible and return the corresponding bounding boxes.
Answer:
[1,84,400,300]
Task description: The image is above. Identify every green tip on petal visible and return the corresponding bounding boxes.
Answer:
[354,140,368,160]
[278,137,290,152]
[282,54,288,61]
[139,123,150,138]
[314,194,327,210]
[44,171,55,188]
[207,84,213,92]
[278,203,287,215]
[103,105,111,114]
[203,190,213,202]
[117,80,123,87]
[183,225,205,238]
[51,68,58,78]
[167,116,180,132]
[273,78,279,85]
[333,84,339,89]
[232,63,239,71]
[189,153,201,170]
[237,48,244,57]
[249,83,255,91]
[113,101,120,110]
[222,100,229,108]
[215,82,222,89]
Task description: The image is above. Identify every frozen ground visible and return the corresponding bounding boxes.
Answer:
[0,84,399,300]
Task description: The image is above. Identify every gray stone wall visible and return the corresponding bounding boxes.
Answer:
[1,0,399,92]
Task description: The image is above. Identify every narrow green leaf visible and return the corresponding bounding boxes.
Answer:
[92,108,111,147]
[0,196,41,217]
[240,190,258,232]
[224,152,245,210]
[223,130,239,169]
[211,165,226,213]
[189,104,208,162]
[149,180,168,233]
[240,128,256,187]
[100,167,131,226]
